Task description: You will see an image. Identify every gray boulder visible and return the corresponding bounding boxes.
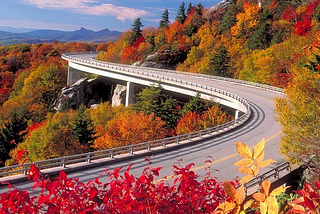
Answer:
[54,77,113,110]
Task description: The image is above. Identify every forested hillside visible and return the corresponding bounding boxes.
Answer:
[0,42,230,166]
[0,0,319,171]
[98,0,319,88]
[0,0,319,213]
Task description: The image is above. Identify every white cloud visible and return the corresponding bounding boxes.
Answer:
[21,0,150,21]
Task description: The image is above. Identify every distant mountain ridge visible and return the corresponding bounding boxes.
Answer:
[0,27,122,45]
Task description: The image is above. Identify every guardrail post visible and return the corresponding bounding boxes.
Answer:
[130,146,133,154]
[23,164,27,175]
[61,158,66,168]
[110,149,114,158]
[86,152,91,163]
[176,136,179,144]
[275,168,279,178]
[199,131,202,138]
[162,140,166,147]
[147,143,151,150]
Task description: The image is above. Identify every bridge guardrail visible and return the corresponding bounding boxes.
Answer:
[0,52,283,189]
[62,53,284,94]
[244,162,291,195]
[0,112,249,177]
[1,53,253,178]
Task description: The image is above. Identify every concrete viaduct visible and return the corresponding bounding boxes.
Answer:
[0,53,289,194]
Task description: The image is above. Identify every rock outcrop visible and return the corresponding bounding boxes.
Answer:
[204,0,232,18]
[54,77,115,110]
[112,84,127,107]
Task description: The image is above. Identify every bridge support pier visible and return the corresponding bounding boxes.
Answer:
[235,110,239,120]
[67,66,84,85]
[125,81,134,106]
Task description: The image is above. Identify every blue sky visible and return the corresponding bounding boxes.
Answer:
[0,0,220,32]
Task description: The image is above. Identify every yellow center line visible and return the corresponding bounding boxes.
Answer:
[154,130,282,184]
[154,82,282,183]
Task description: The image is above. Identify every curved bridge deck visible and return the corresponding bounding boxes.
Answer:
[0,53,286,193]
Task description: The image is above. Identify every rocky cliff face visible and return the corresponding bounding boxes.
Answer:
[204,0,232,18]
[112,84,127,107]
[54,77,126,110]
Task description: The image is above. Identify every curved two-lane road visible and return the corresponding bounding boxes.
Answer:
[0,54,285,193]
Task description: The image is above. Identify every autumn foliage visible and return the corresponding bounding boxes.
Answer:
[0,0,319,212]
[94,112,167,150]
[176,106,231,135]
[1,140,316,213]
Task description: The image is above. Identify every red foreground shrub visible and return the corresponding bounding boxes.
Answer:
[0,159,233,214]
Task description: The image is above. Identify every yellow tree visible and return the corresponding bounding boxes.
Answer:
[275,38,320,182]
[240,49,277,85]
[231,1,260,38]
[201,105,232,129]
[7,110,87,163]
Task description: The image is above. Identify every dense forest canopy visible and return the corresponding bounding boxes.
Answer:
[0,0,319,175]
[0,0,319,213]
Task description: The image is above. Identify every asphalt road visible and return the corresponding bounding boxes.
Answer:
[0,54,285,194]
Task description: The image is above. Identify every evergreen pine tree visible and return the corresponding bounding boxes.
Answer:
[182,92,208,115]
[176,2,187,24]
[195,3,204,16]
[71,105,95,149]
[133,84,162,116]
[187,2,193,14]
[146,31,156,52]
[133,84,180,130]
[131,18,143,44]
[247,10,273,50]
[159,9,170,28]
[247,22,272,50]
[186,19,198,37]
[0,114,27,166]
[210,44,230,77]
[218,3,238,33]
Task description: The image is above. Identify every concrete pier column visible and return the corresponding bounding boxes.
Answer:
[235,110,240,120]
[67,66,84,85]
[125,81,134,106]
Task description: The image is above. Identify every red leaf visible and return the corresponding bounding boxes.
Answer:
[28,164,40,182]
[139,174,148,184]
[113,167,122,179]
[50,180,60,194]
[89,187,98,200]
[144,157,150,162]
[304,196,316,210]
[151,167,162,177]
[33,181,44,190]
[185,163,195,171]
[17,150,24,160]
[58,170,67,181]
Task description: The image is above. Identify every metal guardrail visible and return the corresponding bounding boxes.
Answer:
[62,52,284,95]
[0,116,249,177]
[244,162,291,195]
[0,52,282,178]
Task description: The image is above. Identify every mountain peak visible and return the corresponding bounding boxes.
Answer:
[78,27,90,32]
